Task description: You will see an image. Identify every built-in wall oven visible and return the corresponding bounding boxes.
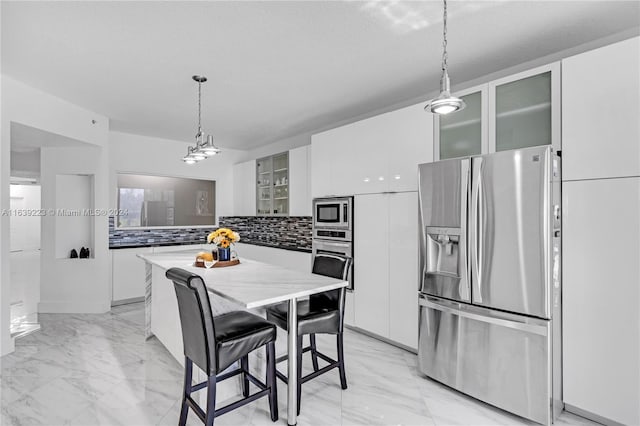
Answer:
[312,196,354,290]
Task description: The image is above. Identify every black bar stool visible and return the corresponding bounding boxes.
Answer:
[166,267,278,426]
[265,254,352,415]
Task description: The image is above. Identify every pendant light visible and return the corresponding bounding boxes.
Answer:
[425,0,465,115]
[182,75,221,164]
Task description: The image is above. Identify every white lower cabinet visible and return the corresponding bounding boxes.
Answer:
[234,243,311,273]
[354,194,390,338]
[388,192,419,349]
[111,247,152,303]
[111,244,207,303]
[344,291,355,327]
[562,177,640,425]
[353,192,419,350]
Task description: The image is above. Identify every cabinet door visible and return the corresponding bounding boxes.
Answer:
[388,192,419,349]
[490,63,559,153]
[354,194,389,338]
[562,178,640,425]
[112,247,151,302]
[233,160,256,216]
[289,145,311,216]
[437,89,485,160]
[344,291,355,327]
[324,119,387,195]
[386,104,433,192]
[562,37,640,180]
[311,132,335,198]
[256,156,273,215]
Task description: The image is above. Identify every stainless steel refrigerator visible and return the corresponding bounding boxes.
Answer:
[417,145,562,425]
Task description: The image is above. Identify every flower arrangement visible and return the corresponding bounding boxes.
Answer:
[207,228,240,249]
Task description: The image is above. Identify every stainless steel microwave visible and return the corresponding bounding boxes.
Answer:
[313,197,353,230]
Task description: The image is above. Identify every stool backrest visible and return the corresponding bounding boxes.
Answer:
[166,267,217,375]
[310,254,352,331]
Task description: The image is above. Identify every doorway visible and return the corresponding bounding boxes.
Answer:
[9,179,41,337]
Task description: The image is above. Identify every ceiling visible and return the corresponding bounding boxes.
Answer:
[2,1,639,150]
[11,122,91,153]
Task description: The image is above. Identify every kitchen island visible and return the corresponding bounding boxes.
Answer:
[138,249,348,425]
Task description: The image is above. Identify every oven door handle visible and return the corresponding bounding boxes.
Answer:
[315,241,351,248]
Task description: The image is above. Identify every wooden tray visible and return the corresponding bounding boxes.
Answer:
[193,259,240,268]
[212,259,240,268]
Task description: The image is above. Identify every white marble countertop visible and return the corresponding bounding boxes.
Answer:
[138,249,347,308]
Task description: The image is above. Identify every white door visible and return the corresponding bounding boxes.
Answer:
[562,177,640,425]
[354,194,389,338]
[388,192,419,349]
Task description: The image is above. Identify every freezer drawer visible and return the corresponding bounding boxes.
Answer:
[418,295,553,425]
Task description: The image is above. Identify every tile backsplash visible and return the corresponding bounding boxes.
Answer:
[108,216,312,252]
[219,216,312,252]
[108,216,213,248]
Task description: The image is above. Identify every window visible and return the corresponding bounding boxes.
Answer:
[116,174,215,228]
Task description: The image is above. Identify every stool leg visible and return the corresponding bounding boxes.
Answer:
[179,357,193,426]
[297,337,303,416]
[337,332,347,390]
[266,341,278,422]
[309,334,319,372]
[241,355,250,397]
[205,374,217,426]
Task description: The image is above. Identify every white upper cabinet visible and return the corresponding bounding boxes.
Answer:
[289,145,311,216]
[310,133,335,198]
[435,63,560,160]
[562,36,640,181]
[386,104,434,192]
[435,85,487,160]
[312,102,432,197]
[490,63,560,153]
[232,159,256,216]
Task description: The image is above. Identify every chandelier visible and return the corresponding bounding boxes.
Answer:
[182,75,221,164]
[425,0,465,115]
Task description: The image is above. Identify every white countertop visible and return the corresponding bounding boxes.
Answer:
[138,249,347,308]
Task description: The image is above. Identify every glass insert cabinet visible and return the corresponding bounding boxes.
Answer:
[256,152,289,215]
[435,63,560,160]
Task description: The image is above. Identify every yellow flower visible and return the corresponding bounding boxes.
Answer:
[207,228,240,248]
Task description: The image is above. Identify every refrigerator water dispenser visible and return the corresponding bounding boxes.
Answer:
[426,230,460,276]
[422,226,468,301]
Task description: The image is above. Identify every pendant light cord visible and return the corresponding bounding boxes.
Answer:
[442,0,448,73]
[197,80,202,132]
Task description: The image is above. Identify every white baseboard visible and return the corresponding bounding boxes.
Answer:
[111,296,144,307]
[564,404,625,426]
[38,301,110,314]
[344,324,418,354]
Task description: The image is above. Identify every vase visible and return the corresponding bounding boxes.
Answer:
[218,247,231,262]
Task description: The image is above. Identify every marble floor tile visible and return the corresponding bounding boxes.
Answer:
[1,302,600,426]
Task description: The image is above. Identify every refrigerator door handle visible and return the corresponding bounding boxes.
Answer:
[471,158,483,303]
[418,295,548,336]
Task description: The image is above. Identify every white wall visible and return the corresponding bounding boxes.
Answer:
[1,75,109,355]
[108,131,245,221]
[10,150,40,177]
[239,132,310,163]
